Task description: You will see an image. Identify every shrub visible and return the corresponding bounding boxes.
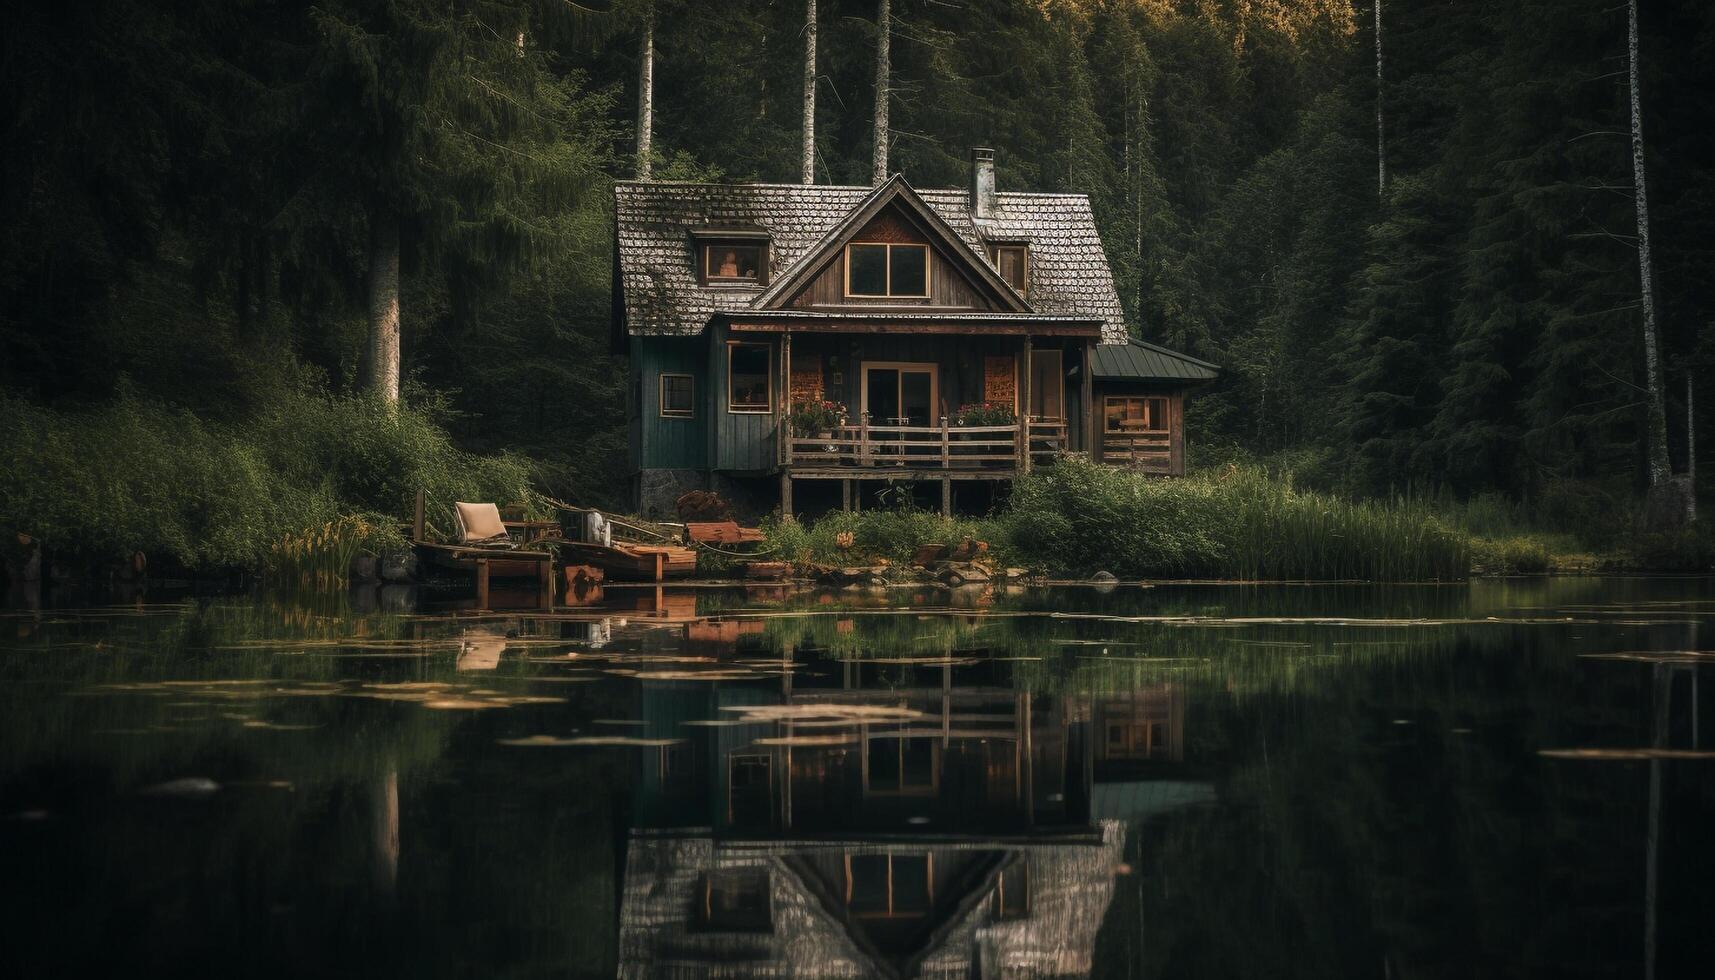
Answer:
[1,390,530,573]
[762,507,1002,568]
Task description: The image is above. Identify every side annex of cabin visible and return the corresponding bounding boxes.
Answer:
[614,149,1218,519]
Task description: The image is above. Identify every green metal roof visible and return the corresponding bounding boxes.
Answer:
[1089,336,1220,383]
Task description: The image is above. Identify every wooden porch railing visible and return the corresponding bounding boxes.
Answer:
[1101,428,1172,472]
[783,416,1073,472]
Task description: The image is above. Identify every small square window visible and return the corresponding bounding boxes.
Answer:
[698,870,772,932]
[705,243,763,283]
[660,373,694,418]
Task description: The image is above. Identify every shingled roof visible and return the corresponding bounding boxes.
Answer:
[613,179,1130,345]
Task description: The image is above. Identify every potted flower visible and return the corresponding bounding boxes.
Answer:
[788,400,849,451]
[952,401,1017,427]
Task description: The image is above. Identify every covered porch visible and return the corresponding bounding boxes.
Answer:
[729,313,1102,515]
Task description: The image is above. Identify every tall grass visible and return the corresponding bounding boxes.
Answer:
[1001,459,1469,580]
[265,516,374,591]
[1,390,531,571]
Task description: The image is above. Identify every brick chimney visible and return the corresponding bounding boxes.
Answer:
[970,147,996,219]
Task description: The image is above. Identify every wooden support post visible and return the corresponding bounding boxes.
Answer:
[653,551,664,583]
[780,472,795,522]
[940,415,950,469]
[858,414,869,465]
[842,479,852,512]
[1082,340,1097,462]
[538,556,554,611]
[412,489,425,542]
[1019,340,1033,474]
[941,477,951,517]
[777,331,792,467]
[474,558,490,610]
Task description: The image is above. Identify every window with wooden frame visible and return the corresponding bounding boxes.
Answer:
[697,870,772,933]
[702,242,765,284]
[727,342,772,413]
[659,373,694,418]
[990,243,1029,296]
[845,243,930,298]
[993,863,1031,920]
[866,736,937,795]
[1104,396,1168,432]
[846,853,933,917]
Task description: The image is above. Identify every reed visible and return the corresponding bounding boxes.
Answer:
[265,516,373,591]
[1006,459,1470,581]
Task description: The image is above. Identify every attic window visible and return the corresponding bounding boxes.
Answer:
[845,243,929,298]
[703,243,763,284]
[990,243,1028,295]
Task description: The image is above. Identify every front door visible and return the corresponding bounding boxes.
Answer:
[861,363,938,427]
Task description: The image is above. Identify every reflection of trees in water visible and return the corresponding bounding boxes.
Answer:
[1092,619,1715,980]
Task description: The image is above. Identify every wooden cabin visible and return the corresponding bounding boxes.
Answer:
[613,148,1218,518]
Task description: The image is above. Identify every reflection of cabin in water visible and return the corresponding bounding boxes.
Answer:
[616,644,1209,978]
[614,149,1220,518]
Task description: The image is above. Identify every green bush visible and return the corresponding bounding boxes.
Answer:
[1,390,532,572]
[763,507,1002,568]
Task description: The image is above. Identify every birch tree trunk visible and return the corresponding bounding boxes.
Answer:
[802,0,816,184]
[872,0,890,186]
[636,1,654,180]
[1375,0,1386,198]
[1629,0,1678,518]
[366,209,401,404]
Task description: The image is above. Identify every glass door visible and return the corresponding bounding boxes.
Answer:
[862,363,938,462]
[862,363,938,426]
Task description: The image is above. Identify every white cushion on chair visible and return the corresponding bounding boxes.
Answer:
[454,502,508,544]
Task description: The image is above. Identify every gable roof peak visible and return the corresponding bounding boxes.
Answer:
[749,175,1030,313]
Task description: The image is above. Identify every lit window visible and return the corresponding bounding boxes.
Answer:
[1104,397,1167,432]
[728,342,771,413]
[704,243,763,283]
[845,243,929,298]
[991,244,1028,295]
[659,373,694,418]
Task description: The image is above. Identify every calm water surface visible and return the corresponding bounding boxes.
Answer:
[2,578,1712,978]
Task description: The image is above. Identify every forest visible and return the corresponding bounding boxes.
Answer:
[3,0,1712,572]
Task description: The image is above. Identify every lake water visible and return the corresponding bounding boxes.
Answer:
[2,578,1711,978]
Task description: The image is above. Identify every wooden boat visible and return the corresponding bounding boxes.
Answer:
[552,539,697,582]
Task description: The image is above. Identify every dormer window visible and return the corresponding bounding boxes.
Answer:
[989,243,1028,296]
[705,243,762,283]
[845,243,929,298]
[692,229,769,286]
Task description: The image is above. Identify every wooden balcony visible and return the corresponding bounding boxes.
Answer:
[783,418,1068,477]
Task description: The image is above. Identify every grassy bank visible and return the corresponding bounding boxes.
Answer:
[768,459,1471,581]
[2,391,534,574]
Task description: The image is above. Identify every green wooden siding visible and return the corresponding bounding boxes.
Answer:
[633,337,709,470]
[709,323,778,472]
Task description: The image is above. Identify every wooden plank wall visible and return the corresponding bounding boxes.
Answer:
[786,209,993,312]
[708,322,779,471]
[635,337,709,470]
